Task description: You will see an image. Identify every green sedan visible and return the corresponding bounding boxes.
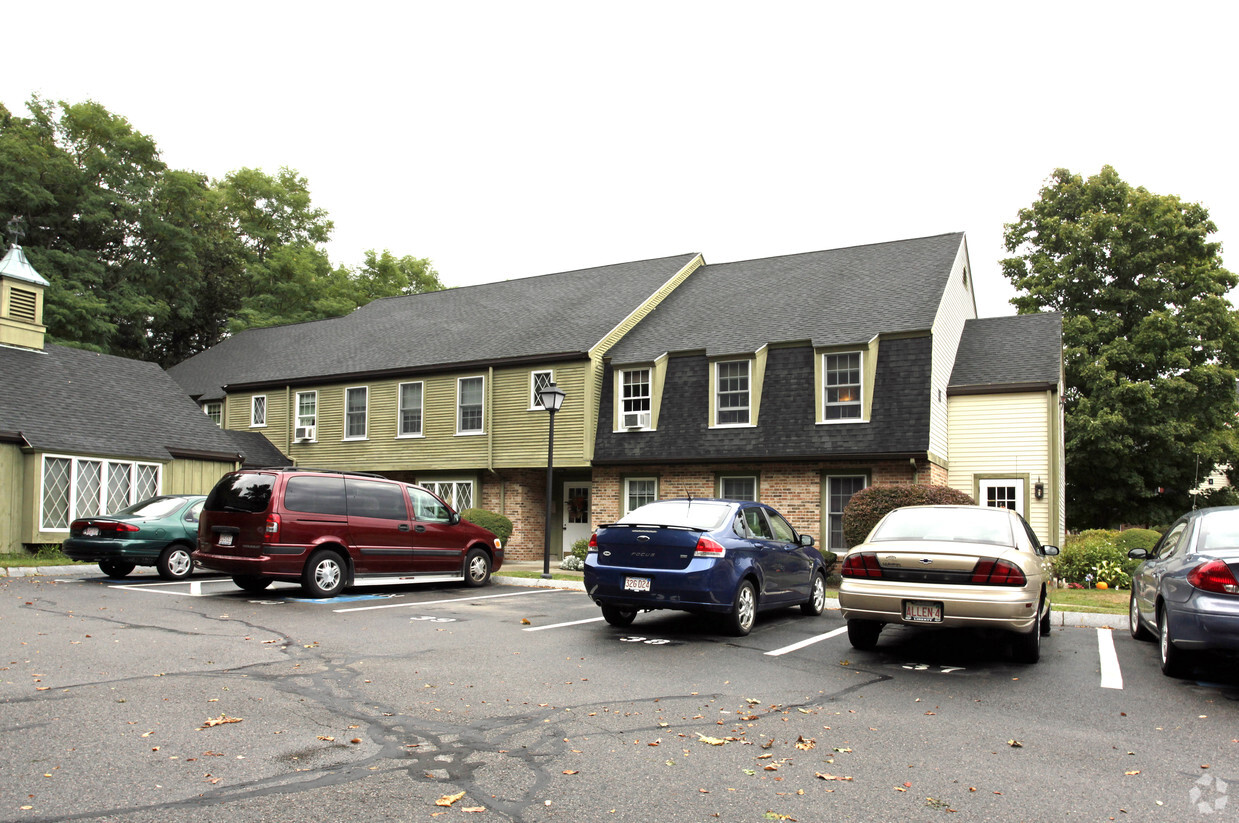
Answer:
[61,495,206,580]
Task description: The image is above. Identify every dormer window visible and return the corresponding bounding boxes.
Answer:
[715,360,751,426]
[823,352,862,420]
[620,368,651,429]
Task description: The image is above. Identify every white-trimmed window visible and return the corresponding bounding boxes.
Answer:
[398,381,424,437]
[826,474,868,551]
[980,478,1024,516]
[530,370,554,410]
[458,376,484,434]
[296,391,317,440]
[345,387,368,439]
[40,455,161,531]
[718,475,757,501]
[620,368,651,430]
[715,360,751,426]
[624,477,658,514]
[250,395,267,427]
[423,480,474,511]
[203,402,222,427]
[823,352,862,420]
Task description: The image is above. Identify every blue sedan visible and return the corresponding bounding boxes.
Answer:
[583,498,828,636]
[1128,506,1239,676]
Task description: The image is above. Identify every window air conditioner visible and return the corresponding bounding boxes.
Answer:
[294,426,315,441]
[623,412,651,429]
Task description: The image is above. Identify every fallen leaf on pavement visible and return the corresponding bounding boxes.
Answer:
[200,715,242,729]
[816,773,853,782]
[436,791,467,807]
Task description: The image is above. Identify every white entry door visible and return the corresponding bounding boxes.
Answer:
[562,482,592,553]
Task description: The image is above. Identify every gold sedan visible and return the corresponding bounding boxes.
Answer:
[838,505,1059,663]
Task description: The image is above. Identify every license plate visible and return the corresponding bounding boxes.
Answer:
[218,533,234,547]
[83,527,99,537]
[623,576,651,593]
[904,600,942,623]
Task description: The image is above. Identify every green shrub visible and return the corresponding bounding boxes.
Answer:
[819,549,838,572]
[460,508,514,547]
[1114,528,1161,555]
[1053,529,1141,588]
[841,484,976,548]
[569,538,590,560]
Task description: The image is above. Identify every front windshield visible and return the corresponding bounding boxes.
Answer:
[870,506,1015,547]
[618,500,733,531]
[1197,510,1239,552]
[113,497,188,518]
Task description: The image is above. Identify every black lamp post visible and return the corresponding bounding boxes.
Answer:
[538,381,566,579]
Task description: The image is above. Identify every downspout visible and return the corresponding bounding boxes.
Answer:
[285,386,293,456]
[487,366,494,471]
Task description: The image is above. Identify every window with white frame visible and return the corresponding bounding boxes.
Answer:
[823,352,862,420]
[40,455,161,531]
[718,475,757,501]
[423,480,474,511]
[296,391,317,438]
[980,478,1024,515]
[624,477,658,513]
[715,360,751,425]
[530,370,553,410]
[826,474,868,551]
[345,387,368,439]
[620,368,651,429]
[458,376,484,434]
[203,402,222,427]
[398,381,423,437]
[251,395,267,427]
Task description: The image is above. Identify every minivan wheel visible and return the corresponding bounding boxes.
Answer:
[99,559,135,578]
[157,545,194,581]
[302,550,346,598]
[463,548,491,587]
[233,575,273,593]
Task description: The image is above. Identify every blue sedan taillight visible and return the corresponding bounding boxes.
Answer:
[693,536,726,558]
[1188,560,1239,595]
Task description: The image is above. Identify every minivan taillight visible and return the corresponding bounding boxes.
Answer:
[1188,560,1239,595]
[694,536,726,558]
[842,552,883,578]
[261,514,281,543]
[970,558,1027,586]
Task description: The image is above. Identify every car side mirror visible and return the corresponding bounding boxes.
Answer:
[1127,548,1148,560]
[799,533,815,547]
[449,511,461,525]
[1041,545,1059,556]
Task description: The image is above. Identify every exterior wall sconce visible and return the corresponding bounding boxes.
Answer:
[1034,479,1045,501]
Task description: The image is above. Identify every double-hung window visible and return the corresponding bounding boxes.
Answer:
[718,475,758,501]
[203,402,222,427]
[823,352,862,420]
[251,395,267,427]
[458,376,484,434]
[715,360,750,426]
[398,382,423,437]
[345,387,368,439]
[620,369,651,430]
[624,477,658,514]
[296,391,317,440]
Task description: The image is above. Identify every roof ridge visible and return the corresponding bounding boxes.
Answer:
[703,232,964,268]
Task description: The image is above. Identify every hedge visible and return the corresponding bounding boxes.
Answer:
[841,485,976,549]
[460,508,514,547]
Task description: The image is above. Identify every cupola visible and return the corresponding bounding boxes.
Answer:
[0,216,49,351]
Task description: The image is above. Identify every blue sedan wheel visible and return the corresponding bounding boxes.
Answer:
[801,571,826,616]
[1158,608,1191,677]
[601,605,637,627]
[725,581,757,636]
[1129,592,1154,641]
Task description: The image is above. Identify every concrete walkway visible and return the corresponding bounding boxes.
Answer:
[4,560,1120,628]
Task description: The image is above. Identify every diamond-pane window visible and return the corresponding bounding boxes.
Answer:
[76,460,102,517]
[42,457,71,530]
[107,462,132,512]
[136,465,159,500]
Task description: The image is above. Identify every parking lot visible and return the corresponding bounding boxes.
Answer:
[2,571,1236,822]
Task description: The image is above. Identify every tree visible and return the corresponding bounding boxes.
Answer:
[1002,166,1239,528]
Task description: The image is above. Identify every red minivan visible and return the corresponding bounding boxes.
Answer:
[195,468,503,597]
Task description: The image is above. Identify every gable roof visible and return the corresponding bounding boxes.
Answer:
[168,253,700,399]
[0,344,243,462]
[948,312,1063,393]
[606,233,966,364]
[225,430,290,468]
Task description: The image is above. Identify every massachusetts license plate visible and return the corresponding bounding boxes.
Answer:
[904,600,943,623]
[218,533,234,547]
[83,527,100,537]
[623,576,651,593]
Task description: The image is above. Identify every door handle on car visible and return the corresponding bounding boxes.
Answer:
[414,525,427,533]
[398,524,410,532]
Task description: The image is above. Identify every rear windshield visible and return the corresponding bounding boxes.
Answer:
[204,473,275,514]
[1197,510,1239,552]
[870,506,1015,547]
[618,500,733,531]
[113,496,189,518]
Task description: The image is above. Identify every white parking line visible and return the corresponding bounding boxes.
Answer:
[1098,628,1124,690]
[523,616,607,632]
[765,626,849,656]
[333,587,563,613]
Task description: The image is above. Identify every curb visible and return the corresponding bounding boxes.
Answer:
[7,565,1126,628]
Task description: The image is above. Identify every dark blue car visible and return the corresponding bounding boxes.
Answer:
[1128,506,1239,676]
[583,498,828,636]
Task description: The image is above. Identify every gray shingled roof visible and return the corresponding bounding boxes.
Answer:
[0,344,244,461]
[225,430,290,468]
[607,233,966,364]
[169,254,700,399]
[949,313,1063,391]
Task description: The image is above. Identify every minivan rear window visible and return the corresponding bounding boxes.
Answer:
[205,473,275,513]
[284,475,348,516]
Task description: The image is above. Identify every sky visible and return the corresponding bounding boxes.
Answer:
[5,1,1237,319]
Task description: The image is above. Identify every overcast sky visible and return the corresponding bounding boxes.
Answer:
[5,1,1237,318]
